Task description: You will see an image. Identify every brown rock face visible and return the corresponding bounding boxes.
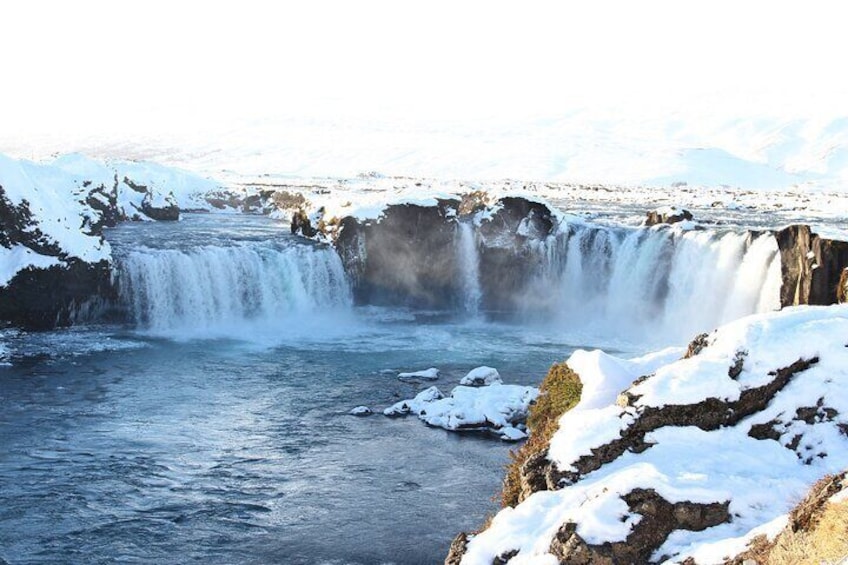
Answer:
[644,208,693,226]
[548,491,729,565]
[301,196,560,311]
[334,200,461,308]
[776,225,848,306]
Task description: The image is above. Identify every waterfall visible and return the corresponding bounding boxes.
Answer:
[115,242,351,333]
[526,224,782,342]
[457,222,482,316]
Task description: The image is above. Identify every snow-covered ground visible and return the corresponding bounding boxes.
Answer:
[461,305,848,564]
[0,153,221,287]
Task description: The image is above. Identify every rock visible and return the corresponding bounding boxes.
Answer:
[443,533,469,565]
[0,259,112,330]
[497,426,528,441]
[297,196,560,312]
[644,206,694,226]
[385,382,538,437]
[459,366,502,386]
[349,406,373,416]
[383,386,444,417]
[140,191,180,221]
[837,267,848,304]
[333,201,461,308]
[397,367,440,381]
[776,224,848,306]
[476,197,557,311]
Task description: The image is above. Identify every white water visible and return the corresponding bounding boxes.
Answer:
[116,242,351,334]
[457,222,482,316]
[527,225,782,342]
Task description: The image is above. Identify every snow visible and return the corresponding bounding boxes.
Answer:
[0,244,62,287]
[383,378,539,441]
[548,348,682,472]
[463,305,848,564]
[0,341,9,366]
[383,386,444,417]
[0,154,111,262]
[1,152,225,287]
[419,384,538,438]
[397,367,440,381]
[459,366,502,386]
[349,406,372,416]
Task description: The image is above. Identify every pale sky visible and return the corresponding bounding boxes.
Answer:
[2,0,847,182]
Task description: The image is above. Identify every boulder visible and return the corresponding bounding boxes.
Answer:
[459,366,502,386]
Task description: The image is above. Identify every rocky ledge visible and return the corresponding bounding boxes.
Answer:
[0,153,219,329]
[291,194,848,313]
[446,305,848,564]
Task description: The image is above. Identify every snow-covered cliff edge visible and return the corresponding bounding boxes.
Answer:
[0,153,221,328]
[447,305,848,564]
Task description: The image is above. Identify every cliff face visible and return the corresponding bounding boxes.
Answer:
[295,195,558,310]
[776,225,848,307]
[447,306,848,565]
[0,154,210,330]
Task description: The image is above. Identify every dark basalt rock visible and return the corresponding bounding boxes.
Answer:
[140,192,180,221]
[83,176,121,232]
[335,200,460,308]
[0,259,112,330]
[776,225,848,307]
[309,196,561,310]
[2,183,114,330]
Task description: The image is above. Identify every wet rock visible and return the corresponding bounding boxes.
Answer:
[776,224,848,306]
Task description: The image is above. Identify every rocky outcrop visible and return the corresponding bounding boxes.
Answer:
[644,207,693,226]
[0,154,215,330]
[448,306,848,564]
[0,259,112,330]
[293,194,559,310]
[776,224,848,307]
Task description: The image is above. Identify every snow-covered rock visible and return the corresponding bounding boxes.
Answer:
[384,382,539,440]
[397,367,440,381]
[453,305,848,564]
[0,152,223,328]
[349,406,373,416]
[383,386,445,417]
[459,366,502,387]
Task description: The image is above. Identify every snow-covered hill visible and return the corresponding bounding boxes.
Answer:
[452,305,848,564]
[3,112,847,192]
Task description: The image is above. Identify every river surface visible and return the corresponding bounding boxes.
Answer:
[0,215,637,564]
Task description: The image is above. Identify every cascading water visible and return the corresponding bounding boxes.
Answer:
[526,224,782,342]
[456,222,483,316]
[115,242,351,334]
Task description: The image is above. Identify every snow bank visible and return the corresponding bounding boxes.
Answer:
[462,305,848,564]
